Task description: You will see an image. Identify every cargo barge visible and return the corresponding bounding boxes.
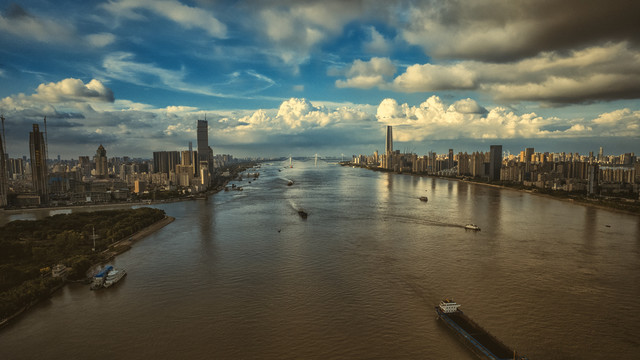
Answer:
[435,299,528,360]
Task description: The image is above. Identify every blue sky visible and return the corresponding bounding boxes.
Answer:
[1,0,639,159]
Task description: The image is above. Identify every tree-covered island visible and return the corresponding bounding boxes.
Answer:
[0,207,166,322]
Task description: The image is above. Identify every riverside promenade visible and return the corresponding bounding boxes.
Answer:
[101,216,175,260]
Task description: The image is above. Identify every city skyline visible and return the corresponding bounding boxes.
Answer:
[1,1,639,158]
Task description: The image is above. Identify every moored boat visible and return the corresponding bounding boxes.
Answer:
[90,265,113,290]
[103,268,127,288]
[419,196,428,202]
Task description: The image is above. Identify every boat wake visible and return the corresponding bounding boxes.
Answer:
[382,214,463,228]
[288,199,298,210]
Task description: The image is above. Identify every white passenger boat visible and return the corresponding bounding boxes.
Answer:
[103,268,127,288]
[464,224,481,231]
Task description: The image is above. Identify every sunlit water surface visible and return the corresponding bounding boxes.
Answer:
[1,160,639,359]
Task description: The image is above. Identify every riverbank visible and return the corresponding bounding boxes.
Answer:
[345,163,640,216]
[0,281,65,330]
[0,162,256,216]
[100,216,175,260]
[0,214,175,330]
[457,179,640,216]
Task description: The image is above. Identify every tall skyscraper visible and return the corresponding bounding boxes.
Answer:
[448,149,454,169]
[385,126,393,155]
[383,126,394,170]
[29,124,48,203]
[598,147,604,161]
[197,119,209,164]
[0,116,7,207]
[524,147,534,163]
[94,144,108,178]
[489,145,503,181]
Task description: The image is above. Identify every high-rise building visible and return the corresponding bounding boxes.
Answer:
[78,156,91,177]
[197,120,209,164]
[176,164,194,187]
[94,145,108,178]
[457,152,470,176]
[181,150,192,166]
[180,149,197,181]
[470,151,485,177]
[199,161,210,186]
[197,119,213,183]
[153,151,180,175]
[0,118,7,207]
[448,149,454,169]
[188,141,198,176]
[598,147,604,161]
[588,164,599,195]
[489,145,502,181]
[29,124,48,203]
[525,147,534,163]
[382,126,394,170]
[385,126,393,155]
[8,157,24,179]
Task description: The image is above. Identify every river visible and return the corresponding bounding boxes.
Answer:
[1,160,639,359]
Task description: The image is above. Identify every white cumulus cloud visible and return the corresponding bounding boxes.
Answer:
[33,78,115,103]
[391,63,476,92]
[375,96,640,142]
[335,57,397,89]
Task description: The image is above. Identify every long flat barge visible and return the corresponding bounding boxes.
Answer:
[435,299,528,360]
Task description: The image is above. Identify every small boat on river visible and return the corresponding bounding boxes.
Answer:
[464,224,481,231]
[298,210,308,219]
[419,196,428,202]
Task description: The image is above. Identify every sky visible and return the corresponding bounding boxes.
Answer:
[0,0,639,159]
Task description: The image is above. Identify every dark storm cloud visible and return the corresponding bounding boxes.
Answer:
[46,113,85,121]
[47,129,119,145]
[5,3,30,18]
[0,109,84,130]
[520,0,640,58]
[404,0,640,62]
[97,111,155,129]
[43,120,83,128]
